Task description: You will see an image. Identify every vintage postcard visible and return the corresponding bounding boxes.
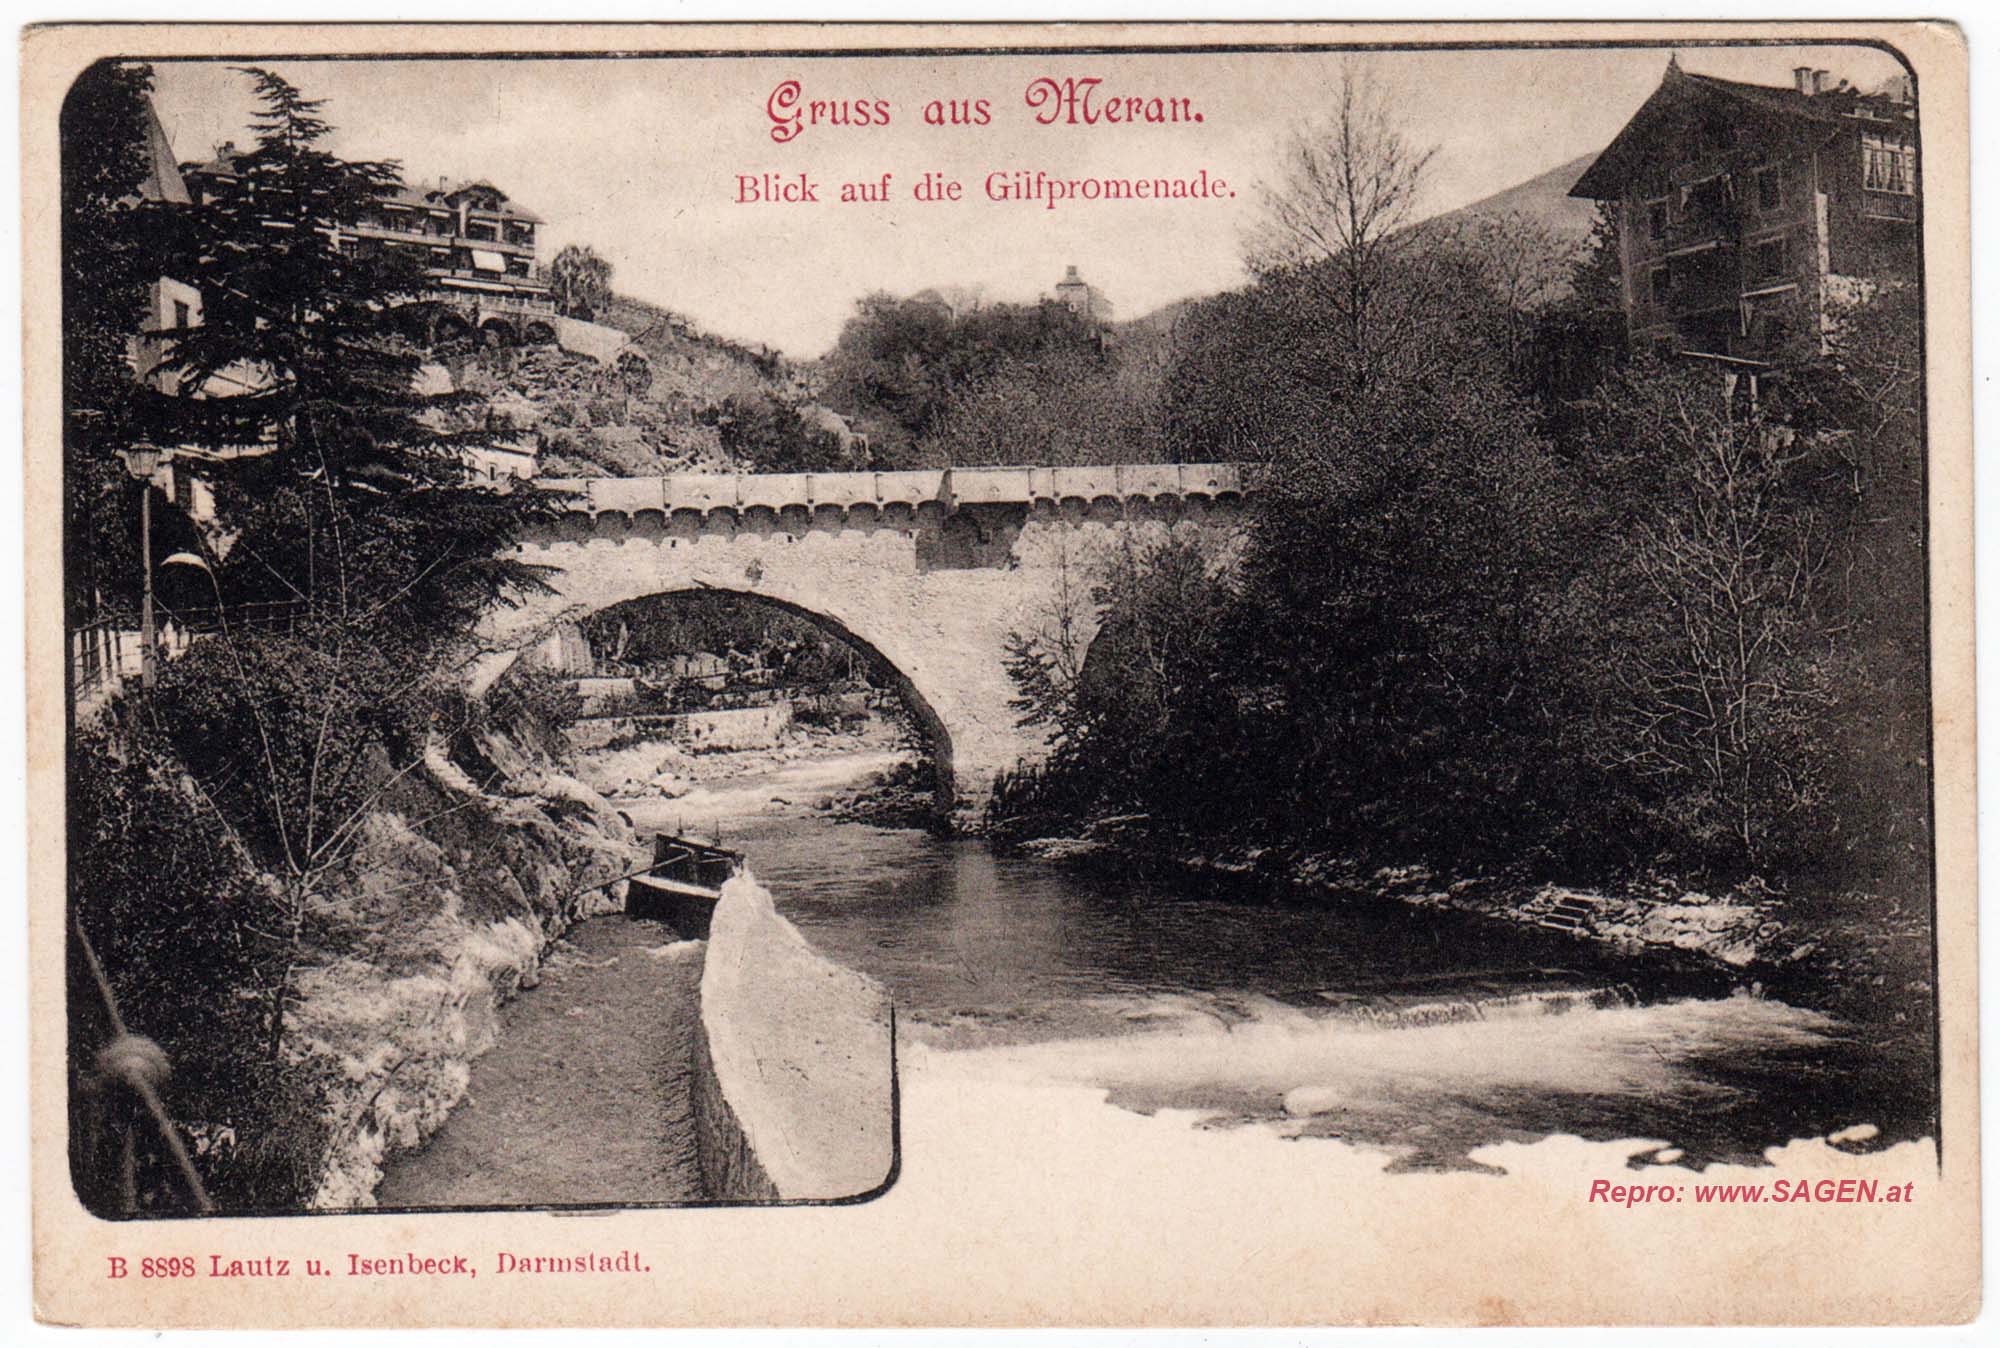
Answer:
[22,19,1976,1328]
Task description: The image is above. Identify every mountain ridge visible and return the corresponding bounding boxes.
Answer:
[1112,152,1603,334]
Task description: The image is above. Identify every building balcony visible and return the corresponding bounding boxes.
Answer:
[429,266,547,286]
[422,278,557,312]
[351,221,454,245]
[455,232,535,254]
[353,222,536,256]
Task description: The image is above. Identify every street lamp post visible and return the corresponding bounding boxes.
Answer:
[117,444,166,693]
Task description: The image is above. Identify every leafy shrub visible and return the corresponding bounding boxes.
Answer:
[67,726,331,1214]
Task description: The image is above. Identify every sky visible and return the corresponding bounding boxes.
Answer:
[145,43,1907,358]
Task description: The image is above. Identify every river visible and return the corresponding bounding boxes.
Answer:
[376,920,707,1209]
[621,755,1933,1175]
[380,749,1931,1205]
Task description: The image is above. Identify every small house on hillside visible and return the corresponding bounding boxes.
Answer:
[1051,264,1115,324]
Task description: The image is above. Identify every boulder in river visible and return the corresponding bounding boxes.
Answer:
[1282,1085,1343,1118]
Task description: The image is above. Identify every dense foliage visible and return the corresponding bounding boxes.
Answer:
[67,729,334,1213]
[710,394,855,472]
[997,72,1929,898]
[63,64,551,1212]
[819,293,1150,467]
[60,61,186,625]
[548,243,613,320]
[585,591,871,696]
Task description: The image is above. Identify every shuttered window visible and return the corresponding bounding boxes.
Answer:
[1862,134,1915,195]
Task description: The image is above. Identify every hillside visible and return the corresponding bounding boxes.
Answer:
[1115,294,1203,341]
[478,152,1606,480]
[1112,152,1601,344]
[1425,152,1601,245]
[435,293,852,479]
[601,293,804,404]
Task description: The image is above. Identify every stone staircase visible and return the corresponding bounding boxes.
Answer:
[1531,889,1604,936]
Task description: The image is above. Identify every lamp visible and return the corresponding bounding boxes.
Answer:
[117,443,164,482]
[116,443,171,692]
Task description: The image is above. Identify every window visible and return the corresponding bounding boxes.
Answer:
[1649,266,1670,304]
[1682,175,1729,224]
[1756,166,1782,211]
[1750,235,1792,283]
[1741,294,1794,354]
[1862,134,1915,195]
[171,300,190,330]
[1647,198,1670,240]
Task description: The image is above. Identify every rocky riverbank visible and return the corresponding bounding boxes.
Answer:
[566,709,944,836]
[1002,821,1932,1023]
[569,718,913,802]
[317,699,906,1209]
[293,713,647,1207]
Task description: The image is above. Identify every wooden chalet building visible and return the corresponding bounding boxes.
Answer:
[1569,59,1920,369]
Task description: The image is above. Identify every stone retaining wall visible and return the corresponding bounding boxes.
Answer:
[689,872,894,1201]
[687,993,781,1202]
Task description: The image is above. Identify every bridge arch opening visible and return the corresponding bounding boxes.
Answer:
[431,310,472,348]
[561,587,956,816]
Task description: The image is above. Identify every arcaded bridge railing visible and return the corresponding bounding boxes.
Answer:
[537,462,1260,516]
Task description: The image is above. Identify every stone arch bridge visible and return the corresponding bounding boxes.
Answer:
[478,463,1258,811]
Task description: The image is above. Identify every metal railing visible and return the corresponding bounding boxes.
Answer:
[72,915,214,1216]
[69,618,132,703]
[159,598,306,636]
[69,601,309,712]
[471,293,560,317]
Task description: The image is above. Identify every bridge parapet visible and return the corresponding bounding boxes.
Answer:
[539,462,1258,517]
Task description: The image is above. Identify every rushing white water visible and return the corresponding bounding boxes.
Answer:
[926,987,1865,1167]
[626,772,1932,1171]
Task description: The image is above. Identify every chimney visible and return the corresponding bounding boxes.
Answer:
[1793,66,1813,95]
[1812,69,1831,95]
[1064,264,1081,282]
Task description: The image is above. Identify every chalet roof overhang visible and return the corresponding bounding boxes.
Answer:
[437,178,544,224]
[1570,64,1843,201]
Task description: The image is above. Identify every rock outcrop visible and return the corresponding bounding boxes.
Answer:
[295,708,645,1207]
